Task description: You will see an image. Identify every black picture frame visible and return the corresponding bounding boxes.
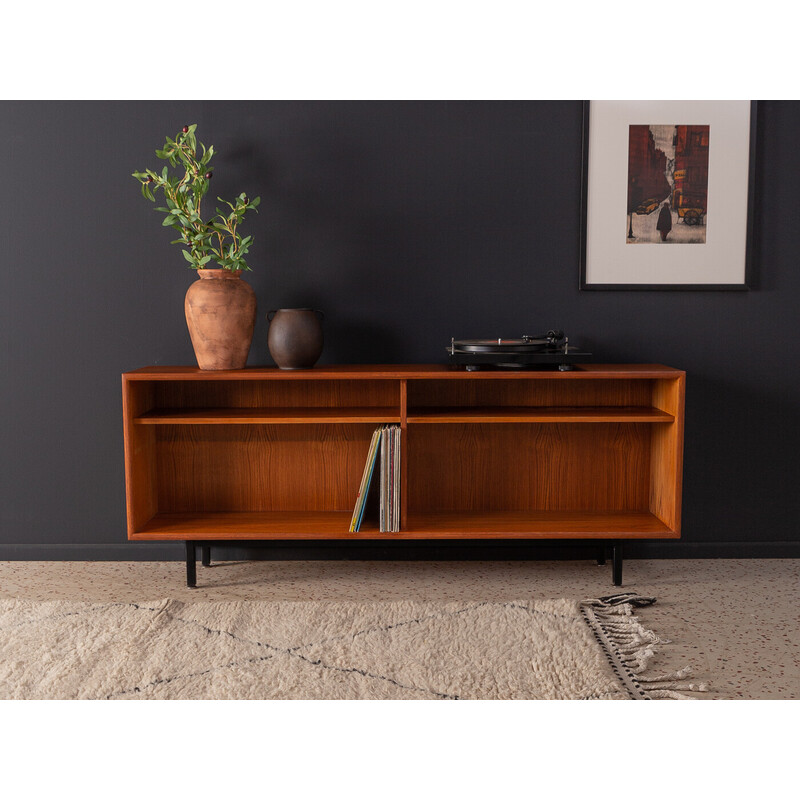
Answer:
[580,100,758,291]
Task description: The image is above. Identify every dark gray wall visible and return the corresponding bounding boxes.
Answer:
[1,101,798,559]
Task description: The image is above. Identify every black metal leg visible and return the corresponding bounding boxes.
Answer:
[612,542,623,586]
[596,544,606,565]
[201,545,211,567]
[185,541,197,588]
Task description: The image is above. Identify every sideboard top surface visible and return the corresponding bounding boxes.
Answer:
[123,364,684,381]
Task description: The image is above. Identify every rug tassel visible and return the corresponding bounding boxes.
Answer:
[646,689,696,700]
[581,595,708,700]
[595,592,657,608]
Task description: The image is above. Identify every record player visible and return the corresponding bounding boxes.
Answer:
[448,330,591,371]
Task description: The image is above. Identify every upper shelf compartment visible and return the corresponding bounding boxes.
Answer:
[405,376,676,423]
[406,406,674,423]
[136,406,401,424]
[131,378,402,424]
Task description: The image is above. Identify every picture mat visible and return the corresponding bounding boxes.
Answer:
[585,101,751,285]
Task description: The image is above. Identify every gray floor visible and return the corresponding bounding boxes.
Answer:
[1,558,797,699]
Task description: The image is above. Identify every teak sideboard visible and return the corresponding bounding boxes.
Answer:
[122,364,684,587]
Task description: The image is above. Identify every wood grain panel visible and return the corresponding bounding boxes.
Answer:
[121,378,157,535]
[126,364,684,380]
[407,423,651,513]
[129,510,675,539]
[649,376,685,531]
[155,423,377,513]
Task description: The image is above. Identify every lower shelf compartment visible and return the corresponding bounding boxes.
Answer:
[404,511,675,538]
[134,511,371,539]
[131,510,676,540]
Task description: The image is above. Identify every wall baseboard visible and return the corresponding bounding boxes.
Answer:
[0,543,183,560]
[1,540,799,561]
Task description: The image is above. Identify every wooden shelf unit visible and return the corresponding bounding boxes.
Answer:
[122,364,684,585]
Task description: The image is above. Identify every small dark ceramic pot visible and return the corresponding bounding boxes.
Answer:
[267,308,324,369]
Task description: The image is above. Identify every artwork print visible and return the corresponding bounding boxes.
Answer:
[626,125,709,244]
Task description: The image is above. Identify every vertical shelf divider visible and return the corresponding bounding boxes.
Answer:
[399,379,408,531]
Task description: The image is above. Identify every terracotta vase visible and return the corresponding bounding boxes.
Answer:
[184,269,257,370]
[267,308,324,369]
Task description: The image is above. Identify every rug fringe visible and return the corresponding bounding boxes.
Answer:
[581,595,708,700]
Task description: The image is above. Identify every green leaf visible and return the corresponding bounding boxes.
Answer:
[182,250,195,264]
[162,215,176,226]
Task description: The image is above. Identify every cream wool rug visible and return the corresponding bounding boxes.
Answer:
[0,594,706,700]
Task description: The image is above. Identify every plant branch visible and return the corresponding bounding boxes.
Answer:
[133,125,260,271]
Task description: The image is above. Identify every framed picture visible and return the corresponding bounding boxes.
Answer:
[580,101,757,290]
